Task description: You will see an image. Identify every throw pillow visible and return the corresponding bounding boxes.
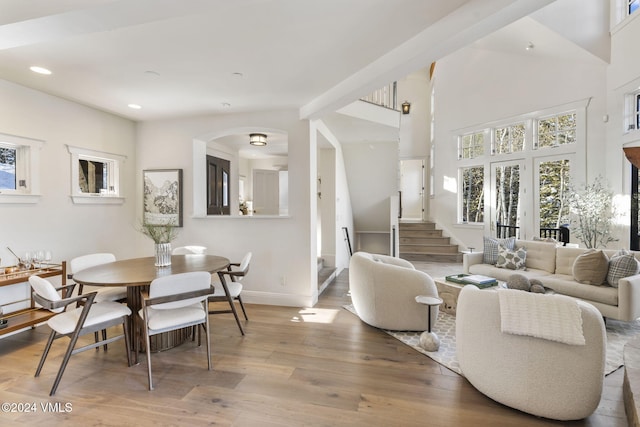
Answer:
[572,249,609,285]
[607,249,640,288]
[483,236,516,265]
[496,245,527,270]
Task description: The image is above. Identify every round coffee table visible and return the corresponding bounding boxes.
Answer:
[415,295,443,351]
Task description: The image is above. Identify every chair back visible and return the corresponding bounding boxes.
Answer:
[70,253,116,274]
[237,252,252,274]
[149,271,212,310]
[29,276,64,313]
[172,246,207,255]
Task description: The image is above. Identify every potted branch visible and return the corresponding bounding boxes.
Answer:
[140,222,179,266]
[566,176,618,249]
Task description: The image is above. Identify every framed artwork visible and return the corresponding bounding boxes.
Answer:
[143,169,183,226]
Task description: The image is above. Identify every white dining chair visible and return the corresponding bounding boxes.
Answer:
[69,253,127,302]
[211,252,251,335]
[28,275,132,396]
[172,245,207,255]
[139,271,213,390]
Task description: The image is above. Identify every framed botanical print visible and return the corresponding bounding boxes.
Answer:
[143,169,183,226]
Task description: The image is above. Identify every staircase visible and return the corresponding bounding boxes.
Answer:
[399,222,462,262]
[317,258,337,294]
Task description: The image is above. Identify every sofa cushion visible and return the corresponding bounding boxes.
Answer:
[572,249,609,285]
[607,249,640,288]
[555,247,589,275]
[483,236,515,265]
[542,274,619,306]
[468,264,551,282]
[496,245,526,270]
[517,240,556,273]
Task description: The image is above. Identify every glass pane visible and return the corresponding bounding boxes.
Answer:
[78,159,107,193]
[630,0,639,14]
[495,164,520,227]
[462,166,484,223]
[222,170,229,207]
[538,159,570,229]
[0,147,16,190]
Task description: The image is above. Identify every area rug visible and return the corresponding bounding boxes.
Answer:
[343,304,638,376]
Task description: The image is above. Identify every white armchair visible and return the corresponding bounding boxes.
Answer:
[348,251,439,331]
[456,285,606,420]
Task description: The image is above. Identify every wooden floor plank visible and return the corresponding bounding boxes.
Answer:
[0,266,628,426]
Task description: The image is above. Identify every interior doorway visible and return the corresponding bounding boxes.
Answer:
[400,158,424,220]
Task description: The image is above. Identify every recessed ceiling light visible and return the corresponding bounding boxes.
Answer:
[30,66,52,75]
[232,72,243,78]
[144,70,160,77]
[526,42,535,51]
[128,104,142,109]
[221,102,231,108]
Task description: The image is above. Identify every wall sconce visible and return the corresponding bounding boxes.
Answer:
[249,133,267,146]
[401,101,411,115]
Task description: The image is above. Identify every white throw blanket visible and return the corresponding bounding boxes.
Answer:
[498,289,585,346]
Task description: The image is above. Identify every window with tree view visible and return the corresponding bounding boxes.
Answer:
[537,113,576,149]
[459,132,484,159]
[539,159,570,229]
[494,124,524,154]
[462,166,484,223]
[0,146,16,190]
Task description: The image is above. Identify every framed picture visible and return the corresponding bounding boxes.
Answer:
[143,169,183,226]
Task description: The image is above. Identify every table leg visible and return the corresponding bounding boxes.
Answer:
[419,305,440,352]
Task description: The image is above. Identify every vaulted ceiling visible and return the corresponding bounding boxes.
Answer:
[0,0,572,122]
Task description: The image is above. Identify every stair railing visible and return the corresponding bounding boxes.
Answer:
[360,82,398,110]
[342,227,353,256]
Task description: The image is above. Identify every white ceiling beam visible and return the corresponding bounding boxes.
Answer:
[300,0,556,120]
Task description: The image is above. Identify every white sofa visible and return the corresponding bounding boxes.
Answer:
[349,251,439,331]
[457,285,606,420]
[463,239,640,321]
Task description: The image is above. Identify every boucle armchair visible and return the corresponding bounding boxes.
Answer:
[348,251,439,331]
[456,285,606,421]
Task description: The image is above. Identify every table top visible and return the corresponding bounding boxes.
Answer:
[415,295,443,306]
[72,254,230,287]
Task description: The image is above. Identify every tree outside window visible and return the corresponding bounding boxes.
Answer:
[0,146,16,190]
[462,166,484,223]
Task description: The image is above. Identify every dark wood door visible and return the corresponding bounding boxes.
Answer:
[207,155,230,215]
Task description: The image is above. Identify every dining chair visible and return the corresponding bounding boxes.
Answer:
[69,253,127,302]
[172,245,207,255]
[28,275,132,396]
[139,271,213,390]
[211,252,251,335]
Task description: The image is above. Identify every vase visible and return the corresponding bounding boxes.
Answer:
[154,242,172,267]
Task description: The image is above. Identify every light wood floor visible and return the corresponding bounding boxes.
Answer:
[0,265,628,426]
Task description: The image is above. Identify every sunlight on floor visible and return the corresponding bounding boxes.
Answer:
[291,308,340,324]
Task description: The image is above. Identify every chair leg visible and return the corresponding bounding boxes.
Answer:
[225,295,245,335]
[122,317,133,368]
[144,326,154,390]
[50,328,83,396]
[94,331,100,351]
[35,330,57,377]
[102,329,108,351]
[204,311,212,371]
[237,295,249,321]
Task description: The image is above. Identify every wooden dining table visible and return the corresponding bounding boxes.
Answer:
[72,254,229,362]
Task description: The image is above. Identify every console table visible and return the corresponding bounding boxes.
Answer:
[0,262,67,335]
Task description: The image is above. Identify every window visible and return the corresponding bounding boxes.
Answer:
[538,158,570,229]
[0,145,17,190]
[461,166,484,223]
[67,145,126,204]
[458,132,485,159]
[630,0,639,15]
[0,133,43,203]
[536,112,576,149]
[494,123,524,154]
[625,90,640,133]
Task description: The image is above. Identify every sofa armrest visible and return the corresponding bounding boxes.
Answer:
[617,274,640,321]
[463,252,484,274]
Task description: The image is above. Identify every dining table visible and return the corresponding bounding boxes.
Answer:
[72,254,229,362]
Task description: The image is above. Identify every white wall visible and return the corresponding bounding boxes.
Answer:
[431,44,608,251]
[136,110,317,307]
[0,79,136,315]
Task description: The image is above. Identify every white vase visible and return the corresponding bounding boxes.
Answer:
[154,242,172,267]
